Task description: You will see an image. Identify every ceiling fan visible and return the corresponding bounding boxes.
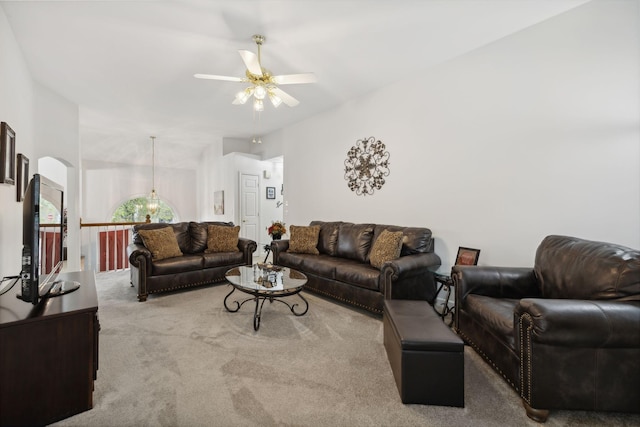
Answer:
[194,34,317,112]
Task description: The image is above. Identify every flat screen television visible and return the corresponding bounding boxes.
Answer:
[18,173,78,304]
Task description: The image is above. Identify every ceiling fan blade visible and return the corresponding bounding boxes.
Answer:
[238,50,263,76]
[272,73,317,85]
[271,87,299,107]
[194,74,243,82]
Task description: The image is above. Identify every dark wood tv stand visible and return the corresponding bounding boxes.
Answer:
[0,270,99,426]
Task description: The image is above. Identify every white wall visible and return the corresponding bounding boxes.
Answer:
[34,83,81,271]
[198,144,284,253]
[0,6,34,278]
[82,159,197,222]
[0,6,81,276]
[280,0,640,269]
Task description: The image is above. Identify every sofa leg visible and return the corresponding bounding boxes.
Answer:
[138,294,148,302]
[523,400,549,423]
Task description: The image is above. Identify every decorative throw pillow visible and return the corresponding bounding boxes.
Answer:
[288,225,320,255]
[369,229,404,269]
[138,227,183,260]
[205,225,240,253]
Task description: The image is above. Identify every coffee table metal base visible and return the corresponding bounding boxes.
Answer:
[224,286,309,331]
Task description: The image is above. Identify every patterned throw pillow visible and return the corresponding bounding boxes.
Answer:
[369,229,404,269]
[288,225,320,255]
[138,227,183,260]
[205,225,240,253]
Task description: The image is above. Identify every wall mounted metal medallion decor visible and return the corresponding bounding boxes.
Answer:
[344,136,390,196]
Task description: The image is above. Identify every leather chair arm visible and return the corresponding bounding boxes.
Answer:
[127,243,152,269]
[270,239,290,264]
[452,266,540,304]
[238,238,257,265]
[381,252,441,280]
[381,253,441,301]
[516,299,640,347]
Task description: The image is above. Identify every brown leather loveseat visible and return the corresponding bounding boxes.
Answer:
[127,221,256,301]
[271,221,441,314]
[453,235,640,422]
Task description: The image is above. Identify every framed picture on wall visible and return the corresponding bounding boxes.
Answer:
[16,153,29,202]
[266,186,276,199]
[455,247,481,266]
[0,122,16,185]
[213,190,224,215]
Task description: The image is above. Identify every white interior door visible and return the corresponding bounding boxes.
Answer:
[239,173,259,241]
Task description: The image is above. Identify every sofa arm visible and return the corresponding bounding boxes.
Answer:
[270,239,290,264]
[127,243,152,271]
[516,298,640,348]
[382,252,441,280]
[238,238,257,265]
[452,266,540,304]
[381,252,441,301]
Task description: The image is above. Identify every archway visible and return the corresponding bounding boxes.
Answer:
[111,196,177,224]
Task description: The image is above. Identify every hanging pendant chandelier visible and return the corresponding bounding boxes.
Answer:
[147,136,159,214]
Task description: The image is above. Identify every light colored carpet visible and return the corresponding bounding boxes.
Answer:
[53,271,640,427]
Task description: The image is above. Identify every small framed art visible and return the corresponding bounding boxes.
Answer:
[455,247,481,266]
[266,186,276,199]
[214,190,224,215]
[0,122,16,185]
[16,153,29,202]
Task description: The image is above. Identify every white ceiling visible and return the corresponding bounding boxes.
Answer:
[1,0,590,169]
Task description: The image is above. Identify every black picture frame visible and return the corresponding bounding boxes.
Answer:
[455,247,481,266]
[16,153,29,202]
[266,186,276,199]
[0,122,16,185]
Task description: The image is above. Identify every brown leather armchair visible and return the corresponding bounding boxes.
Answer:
[453,235,640,422]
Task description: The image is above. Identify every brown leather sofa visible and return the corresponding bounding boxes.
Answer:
[127,221,256,301]
[271,221,441,314]
[453,235,640,422]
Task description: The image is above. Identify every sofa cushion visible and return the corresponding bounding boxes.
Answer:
[138,226,184,260]
[151,254,203,275]
[464,294,519,351]
[369,229,404,269]
[205,225,240,253]
[311,221,342,256]
[188,221,236,253]
[333,259,381,291]
[288,225,320,255]
[187,222,208,253]
[202,251,245,268]
[133,222,188,245]
[535,235,640,301]
[371,224,433,257]
[336,223,375,263]
[279,253,337,279]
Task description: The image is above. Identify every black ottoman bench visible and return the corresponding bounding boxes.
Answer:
[383,299,464,407]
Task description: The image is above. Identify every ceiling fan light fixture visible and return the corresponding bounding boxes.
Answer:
[253,85,267,100]
[195,34,315,111]
[269,92,282,108]
[235,87,253,104]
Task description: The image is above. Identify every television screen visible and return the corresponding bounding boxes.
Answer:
[18,174,65,304]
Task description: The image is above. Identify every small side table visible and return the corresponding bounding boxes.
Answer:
[433,272,455,326]
[262,244,271,263]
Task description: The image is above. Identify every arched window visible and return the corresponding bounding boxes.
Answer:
[111,197,176,223]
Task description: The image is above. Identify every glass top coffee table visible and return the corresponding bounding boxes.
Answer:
[224,264,308,331]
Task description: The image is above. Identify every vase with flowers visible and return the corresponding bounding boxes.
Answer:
[267,221,287,240]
